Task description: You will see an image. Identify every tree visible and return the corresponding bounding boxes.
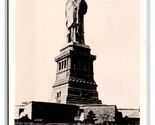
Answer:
[85,110,97,124]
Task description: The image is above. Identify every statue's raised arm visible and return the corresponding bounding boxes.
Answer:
[65,0,87,44]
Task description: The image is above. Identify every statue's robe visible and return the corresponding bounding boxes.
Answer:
[66,0,79,29]
[65,0,87,43]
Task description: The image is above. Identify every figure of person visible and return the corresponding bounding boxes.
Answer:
[65,0,87,44]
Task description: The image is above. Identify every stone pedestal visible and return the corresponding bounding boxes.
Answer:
[51,42,102,104]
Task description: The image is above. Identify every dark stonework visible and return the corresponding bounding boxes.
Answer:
[52,42,102,104]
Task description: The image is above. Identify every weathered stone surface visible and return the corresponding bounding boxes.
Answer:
[51,42,102,105]
[80,105,118,124]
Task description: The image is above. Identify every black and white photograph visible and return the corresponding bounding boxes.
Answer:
[8,0,147,124]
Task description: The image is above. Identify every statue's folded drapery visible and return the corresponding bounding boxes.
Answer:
[65,0,87,44]
[65,0,78,29]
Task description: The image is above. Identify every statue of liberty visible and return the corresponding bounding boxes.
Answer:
[65,0,87,44]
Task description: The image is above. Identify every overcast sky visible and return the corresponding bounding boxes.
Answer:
[15,0,140,108]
